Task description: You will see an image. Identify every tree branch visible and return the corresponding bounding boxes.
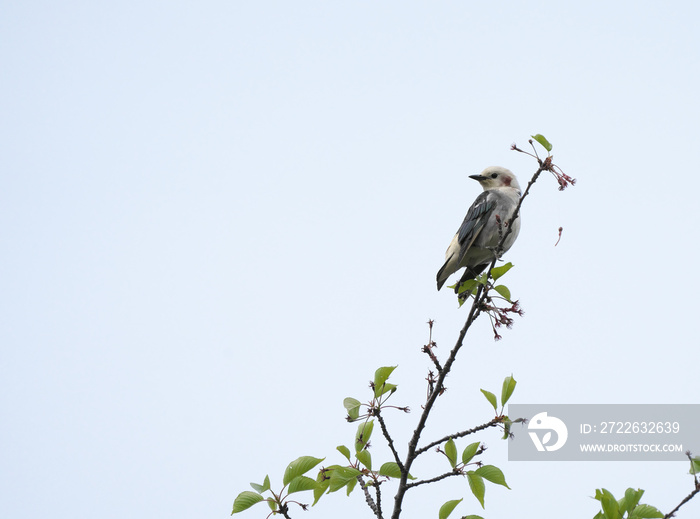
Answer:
[357,476,382,519]
[390,159,547,519]
[415,418,501,456]
[390,284,486,519]
[664,451,700,518]
[277,503,293,519]
[664,487,700,519]
[405,469,461,489]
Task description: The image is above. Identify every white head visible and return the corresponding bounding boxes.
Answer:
[469,166,521,192]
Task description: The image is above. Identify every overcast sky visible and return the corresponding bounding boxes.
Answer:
[2,2,700,518]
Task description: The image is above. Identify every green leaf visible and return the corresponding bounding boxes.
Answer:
[494,285,511,301]
[345,476,357,496]
[600,488,619,519]
[313,466,335,505]
[343,397,362,421]
[500,375,517,406]
[282,456,324,487]
[457,279,479,295]
[439,498,463,519]
[480,389,498,411]
[249,474,270,494]
[356,449,372,470]
[622,488,644,514]
[467,471,486,508]
[475,465,510,489]
[445,438,457,468]
[355,420,374,451]
[232,491,264,514]
[312,483,327,506]
[376,382,398,397]
[313,487,327,506]
[378,462,415,480]
[501,416,515,440]
[531,133,553,152]
[690,456,700,475]
[288,475,318,494]
[373,366,397,397]
[379,462,402,479]
[336,445,351,462]
[490,262,513,281]
[328,466,361,492]
[462,516,485,519]
[629,504,664,518]
[462,441,481,464]
[267,499,277,511]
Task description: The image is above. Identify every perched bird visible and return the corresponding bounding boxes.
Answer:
[436,166,522,292]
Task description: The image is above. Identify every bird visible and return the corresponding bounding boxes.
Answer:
[436,166,522,292]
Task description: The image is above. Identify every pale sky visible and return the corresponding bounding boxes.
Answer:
[2,2,700,518]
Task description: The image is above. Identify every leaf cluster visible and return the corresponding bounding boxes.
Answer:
[232,456,325,516]
[592,488,663,519]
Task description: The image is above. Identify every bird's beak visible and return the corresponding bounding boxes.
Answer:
[469,174,487,182]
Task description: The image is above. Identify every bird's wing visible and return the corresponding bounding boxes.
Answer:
[455,191,495,264]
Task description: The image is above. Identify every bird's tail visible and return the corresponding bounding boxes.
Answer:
[436,260,451,290]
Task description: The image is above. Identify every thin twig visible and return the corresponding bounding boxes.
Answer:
[664,452,700,518]
[422,346,443,373]
[406,470,461,489]
[376,410,404,470]
[495,164,545,257]
[664,487,700,518]
[375,482,383,518]
[415,418,501,456]
[422,320,442,372]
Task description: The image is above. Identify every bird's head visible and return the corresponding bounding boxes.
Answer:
[469,166,521,192]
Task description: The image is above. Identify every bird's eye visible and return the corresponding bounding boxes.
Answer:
[490,173,498,179]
